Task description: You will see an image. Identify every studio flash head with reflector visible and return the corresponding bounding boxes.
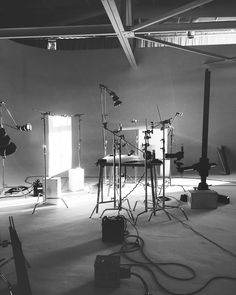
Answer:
[0,127,16,156]
[16,123,32,131]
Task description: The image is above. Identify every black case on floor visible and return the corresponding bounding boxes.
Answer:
[102,215,125,243]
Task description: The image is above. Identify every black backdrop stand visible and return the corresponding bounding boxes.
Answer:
[198,68,213,190]
[32,112,68,214]
[178,69,216,189]
[177,69,229,204]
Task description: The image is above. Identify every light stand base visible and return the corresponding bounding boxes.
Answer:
[32,176,69,214]
[187,189,218,209]
[148,202,188,223]
[32,197,68,214]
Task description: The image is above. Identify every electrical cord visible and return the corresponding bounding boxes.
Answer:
[156,194,181,208]
[168,212,236,259]
[122,173,145,202]
[131,271,150,295]
[125,215,140,237]
[109,215,236,295]
[122,235,196,281]
[122,235,236,295]
[4,185,34,198]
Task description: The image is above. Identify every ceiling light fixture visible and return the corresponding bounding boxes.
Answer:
[187,31,195,39]
[47,38,57,50]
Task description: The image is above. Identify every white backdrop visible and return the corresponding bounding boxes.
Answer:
[47,115,72,177]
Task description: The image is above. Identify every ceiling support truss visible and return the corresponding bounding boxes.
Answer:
[134,35,234,64]
[0,0,235,67]
[131,0,215,32]
[101,0,137,68]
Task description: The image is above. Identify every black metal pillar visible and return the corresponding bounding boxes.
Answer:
[198,69,211,190]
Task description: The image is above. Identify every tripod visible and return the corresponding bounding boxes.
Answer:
[133,124,158,224]
[149,118,188,221]
[99,126,134,221]
[32,112,68,214]
[158,113,186,195]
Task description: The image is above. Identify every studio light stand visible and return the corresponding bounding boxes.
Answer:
[100,85,108,182]
[100,84,122,183]
[133,122,158,224]
[74,113,84,168]
[0,101,31,197]
[167,113,180,185]
[32,112,68,214]
[99,125,134,222]
[90,84,126,218]
[90,122,146,219]
[149,118,188,222]
[158,112,186,195]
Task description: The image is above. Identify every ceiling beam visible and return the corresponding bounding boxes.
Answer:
[0,24,116,39]
[131,0,215,32]
[135,35,232,61]
[0,20,235,40]
[204,56,236,65]
[101,0,137,68]
[134,21,236,34]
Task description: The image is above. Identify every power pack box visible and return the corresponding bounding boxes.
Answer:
[102,215,125,243]
[94,255,120,288]
[187,190,218,209]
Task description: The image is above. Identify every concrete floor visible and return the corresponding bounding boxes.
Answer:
[0,174,236,295]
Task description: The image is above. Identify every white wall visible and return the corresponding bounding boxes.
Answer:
[0,39,235,185]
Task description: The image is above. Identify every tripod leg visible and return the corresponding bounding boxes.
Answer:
[134,210,147,225]
[180,207,188,220]
[118,206,134,223]
[60,197,68,208]
[148,209,155,221]
[133,200,138,211]
[150,165,156,215]
[162,207,172,220]
[95,165,103,213]
[32,202,39,214]
[148,203,172,222]
[122,198,131,210]
[0,272,13,295]
[89,204,98,218]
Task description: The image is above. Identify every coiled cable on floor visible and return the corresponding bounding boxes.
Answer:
[109,215,236,295]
